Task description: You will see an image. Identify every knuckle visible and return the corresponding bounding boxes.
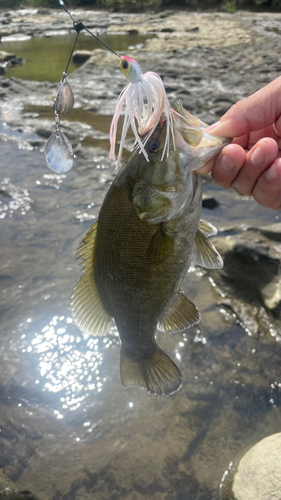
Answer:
[231,181,251,196]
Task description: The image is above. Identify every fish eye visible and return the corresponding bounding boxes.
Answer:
[148,140,161,155]
[121,60,129,70]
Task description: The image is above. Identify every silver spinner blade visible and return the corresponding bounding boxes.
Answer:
[55,78,74,115]
[45,130,74,173]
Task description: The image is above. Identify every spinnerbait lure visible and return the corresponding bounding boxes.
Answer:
[45,0,174,172]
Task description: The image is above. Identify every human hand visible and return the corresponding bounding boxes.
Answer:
[198,76,281,209]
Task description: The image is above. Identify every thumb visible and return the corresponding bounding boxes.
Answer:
[209,76,281,138]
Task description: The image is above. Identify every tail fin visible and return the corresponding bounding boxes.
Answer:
[120,345,182,396]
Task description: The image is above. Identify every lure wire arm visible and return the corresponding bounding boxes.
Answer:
[63,30,80,76]
[59,0,120,58]
[83,25,120,58]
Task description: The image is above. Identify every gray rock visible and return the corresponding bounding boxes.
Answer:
[37,9,51,15]
[0,468,40,500]
[202,196,220,209]
[232,433,281,500]
[249,223,281,242]
[210,225,281,318]
[0,52,24,71]
[214,100,232,115]
[72,50,93,64]
[0,51,16,63]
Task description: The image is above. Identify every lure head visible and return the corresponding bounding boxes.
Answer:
[119,56,143,84]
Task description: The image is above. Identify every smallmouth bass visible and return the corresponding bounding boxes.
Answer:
[71,102,229,395]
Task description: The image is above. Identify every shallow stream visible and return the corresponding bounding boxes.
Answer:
[0,7,281,500]
[1,32,152,82]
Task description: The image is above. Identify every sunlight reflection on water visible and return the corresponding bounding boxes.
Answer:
[0,177,33,218]
[25,315,119,417]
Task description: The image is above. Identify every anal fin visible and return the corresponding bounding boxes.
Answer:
[120,345,182,396]
[158,290,200,333]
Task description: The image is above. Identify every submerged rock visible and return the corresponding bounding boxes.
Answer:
[0,468,40,499]
[202,196,220,209]
[0,51,16,62]
[210,224,281,320]
[0,51,24,75]
[232,433,281,500]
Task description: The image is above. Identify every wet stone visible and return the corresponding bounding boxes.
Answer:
[0,468,40,500]
[72,50,93,64]
[37,9,51,15]
[35,128,52,139]
[249,222,281,242]
[214,101,232,114]
[232,433,281,500]
[210,225,281,322]
[202,196,220,209]
[0,51,16,62]
[186,27,199,32]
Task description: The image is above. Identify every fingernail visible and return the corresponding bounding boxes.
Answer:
[208,119,236,138]
[274,116,281,137]
[206,121,220,132]
[251,145,265,167]
[221,153,236,171]
[265,162,279,182]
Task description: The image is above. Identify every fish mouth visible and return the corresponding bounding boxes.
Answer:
[172,100,230,147]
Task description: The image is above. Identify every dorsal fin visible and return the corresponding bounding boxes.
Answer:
[71,222,112,336]
[199,219,217,237]
[158,290,200,333]
[193,229,223,269]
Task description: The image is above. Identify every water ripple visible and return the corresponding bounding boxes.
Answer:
[0,177,33,218]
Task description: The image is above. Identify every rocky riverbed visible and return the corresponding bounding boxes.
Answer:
[1,6,281,500]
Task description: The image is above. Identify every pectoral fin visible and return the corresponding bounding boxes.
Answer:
[158,290,200,333]
[71,222,112,336]
[120,345,182,395]
[193,229,223,269]
[199,219,218,237]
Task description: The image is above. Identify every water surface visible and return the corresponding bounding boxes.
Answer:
[1,32,152,82]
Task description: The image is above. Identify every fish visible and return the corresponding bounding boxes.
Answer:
[71,102,229,396]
